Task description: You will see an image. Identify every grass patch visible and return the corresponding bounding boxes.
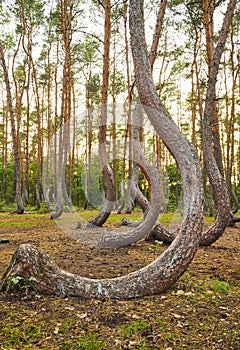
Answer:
[77,333,106,350]
[121,320,148,336]
[194,278,233,295]
[209,279,231,294]
[58,316,76,333]
[0,212,53,229]
[3,323,43,347]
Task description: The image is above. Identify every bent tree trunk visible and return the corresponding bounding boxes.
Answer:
[0,0,203,299]
[128,0,167,218]
[200,0,237,245]
[142,0,237,246]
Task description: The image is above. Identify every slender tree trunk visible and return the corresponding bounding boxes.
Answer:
[203,0,225,177]
[118,2,133,214]
[130,0,168,215]
[88,0,116,226]
[1,95,8,202]
[43,13,53,212]
[226,26,240,215]
[69,84,76,202]
[111,38,118,209]
[51,1,73,218]
[200,0,237,245]
[0,41,24,214]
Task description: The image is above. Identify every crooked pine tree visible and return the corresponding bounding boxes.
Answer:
[0,0,204,299]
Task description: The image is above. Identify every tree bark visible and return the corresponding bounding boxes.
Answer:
[0,40,24,214]
[88,0,116,226]
[125,0,168,220]
[145,0,237,246]
[0,0,203,300]
[200,0,237,245]
[50,0,73,219]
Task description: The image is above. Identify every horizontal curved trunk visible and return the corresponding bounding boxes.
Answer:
[0,234,199,299]
[90,147,162,248]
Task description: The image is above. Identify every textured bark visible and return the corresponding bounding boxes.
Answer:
[150,0,237,246]
[117,2,132,215]
[0,40,24,214]
[203,0,225,177]
[0,0,204,299]
[129,0,204,238]
[149,0,167,70]
[200,0,237,245]
[87,145,162,248]
[50,1,73,219]
[88,0,116,227]
[128,0,167,219]
[226,27,240,216]
[123,0,237,248]
[0,238,197,299]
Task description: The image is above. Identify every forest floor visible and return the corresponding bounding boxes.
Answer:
[0,210,239,350]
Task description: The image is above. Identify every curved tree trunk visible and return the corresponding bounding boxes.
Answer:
[123,0,168,222]
[200,0,237,245]
[0,0,203,300]
[144,0,237,246]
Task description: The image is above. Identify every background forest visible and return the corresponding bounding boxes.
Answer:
[0,0,239,215]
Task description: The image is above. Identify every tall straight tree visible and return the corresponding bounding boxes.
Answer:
[51,0,74,219]
[0,41,24,213]
[88,0,116,226]
[225,22,240,214]
[19,0,45,208]
[203,0,224,176]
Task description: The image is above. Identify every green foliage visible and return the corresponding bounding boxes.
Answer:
[13,0,45,30]
[88,73,101,105]
[166,163,182,211]
[8,275,24,286]
[109,69,127,97]
[8,273,38,292]
[0,159,14,204]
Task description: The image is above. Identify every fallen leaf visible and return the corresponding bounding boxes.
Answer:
[76,312,88,319]
[53,326,59,335]
[173,314,183,319]
[175,290,185,296]
[129,340,137,346]
[65,306,74,311]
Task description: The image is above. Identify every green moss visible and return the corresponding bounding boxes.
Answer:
[3,323,43,346]
[209,279,231,294]
[77,333,106,350]
[121,320,148,336]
